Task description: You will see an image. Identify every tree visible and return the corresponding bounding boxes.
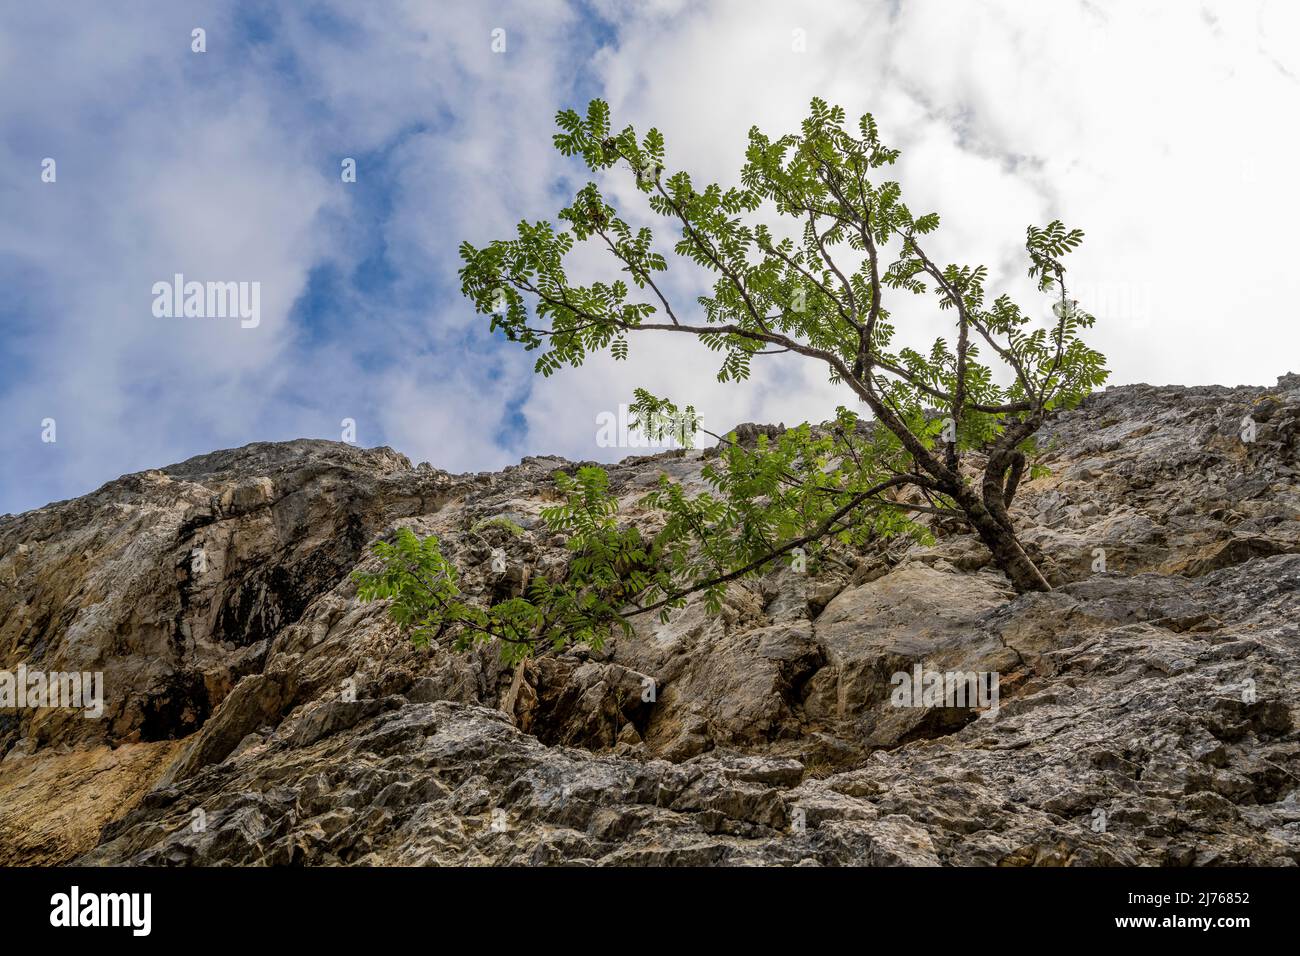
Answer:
[357,98,1108,661]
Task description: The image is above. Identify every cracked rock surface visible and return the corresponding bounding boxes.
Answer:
[2,376,1299,865]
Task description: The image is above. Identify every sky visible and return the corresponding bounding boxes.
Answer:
[1,0,1298,517]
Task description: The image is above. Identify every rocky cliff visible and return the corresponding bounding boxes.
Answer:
[2,377,1299,866]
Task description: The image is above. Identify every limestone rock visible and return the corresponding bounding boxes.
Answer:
[1,378,1299,865]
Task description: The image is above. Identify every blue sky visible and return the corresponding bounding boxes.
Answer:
[2,1,1298,516]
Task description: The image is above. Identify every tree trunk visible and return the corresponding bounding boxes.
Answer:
[951,483,1051,593]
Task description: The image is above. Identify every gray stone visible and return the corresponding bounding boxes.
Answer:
[1,379,1298,866]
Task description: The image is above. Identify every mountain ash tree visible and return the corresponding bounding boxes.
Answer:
[356,98,1108,662]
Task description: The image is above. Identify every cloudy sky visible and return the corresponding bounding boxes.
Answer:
[2,0,1297,516]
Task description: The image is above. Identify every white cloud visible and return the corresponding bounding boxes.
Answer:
[0,1,589,511]
[2,0,1296,513]
[525,0,1300,460]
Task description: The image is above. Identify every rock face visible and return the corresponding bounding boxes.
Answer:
[3,377,1299,866]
